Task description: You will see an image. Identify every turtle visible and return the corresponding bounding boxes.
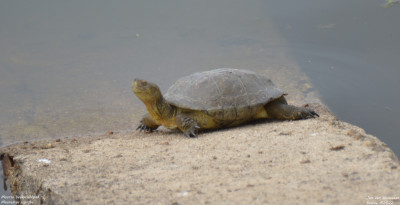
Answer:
[132,68,318,137]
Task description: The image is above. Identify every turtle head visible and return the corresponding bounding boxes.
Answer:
[132,79,162,102]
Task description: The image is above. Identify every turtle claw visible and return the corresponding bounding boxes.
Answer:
[183,122,200,138]
[136,122,154,132]
[184,131,196,138]
[176,114,200,138]
[184,126,199,138]
[299,108,319,119]
[310,110,319,118]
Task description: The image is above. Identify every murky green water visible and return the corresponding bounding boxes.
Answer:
[0,0,399,162]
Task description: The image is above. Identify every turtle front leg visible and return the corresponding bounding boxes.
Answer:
[137,114,160,132]
[266,97,319,120]
[176,114,200,138]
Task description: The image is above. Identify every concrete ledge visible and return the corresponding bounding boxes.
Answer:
[1,104,399,204]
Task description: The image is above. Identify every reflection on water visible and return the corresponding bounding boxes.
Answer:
[0,1,399,156]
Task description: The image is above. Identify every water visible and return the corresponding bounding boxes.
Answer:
[264,0,400,156]
[0,0,399,158]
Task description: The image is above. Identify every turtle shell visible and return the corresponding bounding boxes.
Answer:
[164,68,285,111]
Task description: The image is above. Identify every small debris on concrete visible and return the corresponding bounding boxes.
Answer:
[41,144,55,149]
[300,159,311,164]
[38,159,51,164]
[330,145,345,151]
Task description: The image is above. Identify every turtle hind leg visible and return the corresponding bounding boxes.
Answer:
[265,97,319,120]
[176,114,200,138]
